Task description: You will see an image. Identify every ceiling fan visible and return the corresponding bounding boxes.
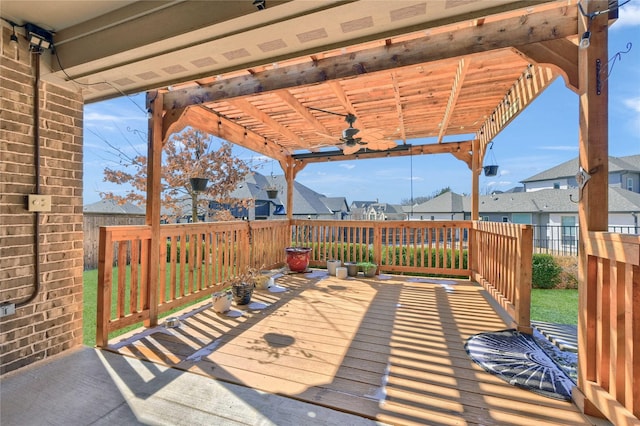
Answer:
[309,108,397,155]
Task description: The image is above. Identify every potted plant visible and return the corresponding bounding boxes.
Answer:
[212,288,233,313]
[344,262,359,277]
[265,187,278,199]
[357,261,378,277]
[227,267,259,305]
[285,247,312,272]
[326,259,342,276]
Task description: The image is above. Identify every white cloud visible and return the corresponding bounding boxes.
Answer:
[340,164,356,170]
[612,3,640,28]
[623,96,640,133]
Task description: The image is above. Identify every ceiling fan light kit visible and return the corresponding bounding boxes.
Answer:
[309,107,396,154]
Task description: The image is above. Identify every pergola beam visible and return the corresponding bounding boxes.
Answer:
[162,4,578,111]
[438,58,469,144]
[163,105,288,163]
[293,141,473,166]
[476,64,557,157]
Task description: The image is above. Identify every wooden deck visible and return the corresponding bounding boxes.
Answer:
[108,271,591,426]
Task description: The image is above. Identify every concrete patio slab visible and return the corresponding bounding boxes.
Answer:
[1,346,385,426]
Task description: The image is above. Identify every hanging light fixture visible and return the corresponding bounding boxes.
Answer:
[9,24,18,47]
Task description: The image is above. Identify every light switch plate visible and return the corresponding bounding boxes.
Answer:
[27,194,52,212]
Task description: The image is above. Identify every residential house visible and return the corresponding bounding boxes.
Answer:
[348,200,405,220]
[522,155,640,193]
[215,172,346,220]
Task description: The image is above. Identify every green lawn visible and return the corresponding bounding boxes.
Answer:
[82,267,211,347]
[82,269,579,346]
[530,289,578,325]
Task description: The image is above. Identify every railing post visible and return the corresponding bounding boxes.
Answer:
[469,221,478,278]
[373,222,382,271]
[515,225,533,333]
[96,227,112,347]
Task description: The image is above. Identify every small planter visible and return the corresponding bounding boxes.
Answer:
[358,262,377,277]
[483,165,499,177]
[326,259,342,276]
[335,267,348,279]
[266,188,278,199]
[212,290,233,313]
[190,177,209,192]
[344,262,359,277]
[232,282,254,305]
[285,247,311,272]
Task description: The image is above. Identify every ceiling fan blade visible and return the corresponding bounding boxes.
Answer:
[365,139,397,150]
[342,144,361,155]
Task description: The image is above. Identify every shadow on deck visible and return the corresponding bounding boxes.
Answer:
[99,270,592,426]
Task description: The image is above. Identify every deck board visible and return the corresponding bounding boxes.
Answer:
[109,271,590,426]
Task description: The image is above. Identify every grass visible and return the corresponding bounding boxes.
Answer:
[82,267,213,347]
[530,289,578,325]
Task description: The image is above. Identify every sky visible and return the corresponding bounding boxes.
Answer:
[83,4,640,206]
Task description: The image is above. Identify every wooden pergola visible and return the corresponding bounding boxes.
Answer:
[132,1,640,424]
[42,0,628,424]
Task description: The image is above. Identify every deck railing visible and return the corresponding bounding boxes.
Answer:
[576,232,639,425]
[97,219,533,342]
[291,220,471,277]
[470,221,533,333]
[96,220,287,346]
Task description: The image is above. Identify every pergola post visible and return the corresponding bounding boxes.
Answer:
[144,91,163,327]
[471,138,480,221]
[575,0,609,418]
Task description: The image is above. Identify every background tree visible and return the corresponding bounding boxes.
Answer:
[101,128,252,222]
[401,186,452,205]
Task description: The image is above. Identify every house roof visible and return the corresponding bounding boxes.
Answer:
[83,199,145,215]
[413,188,640,215]
[522,155,640,183]
[320,197,349,213]
[229,172,333,216]
[412,192,466,214]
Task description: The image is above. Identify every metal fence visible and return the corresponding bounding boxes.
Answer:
[532,225,638,256]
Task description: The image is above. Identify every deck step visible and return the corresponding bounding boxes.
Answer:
[531,321,577,353]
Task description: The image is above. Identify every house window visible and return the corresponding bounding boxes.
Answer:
[431,216,435,221]
[553,182,560,189]
[561,216,577,246]
[512,213,532,224]
[502,217,509,222]
[627,177,634,191]
[482,216,489,221]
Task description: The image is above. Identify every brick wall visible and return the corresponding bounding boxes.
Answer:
[1,27,84,374]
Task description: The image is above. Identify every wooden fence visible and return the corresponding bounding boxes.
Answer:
[576,232,639,425]
[290,219,472,276]
[97,219,533,344]
[84,213,145,270]
[96,220,287,346]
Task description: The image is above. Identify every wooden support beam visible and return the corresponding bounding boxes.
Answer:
[295,141,472,165]
[163,4,578,111]
[144,91,163,328]
[471,138,480,221]
[227,98,305,146]
[576,0,610,422]
[515,38,579,93]
[275,89,331,136]
[390,72,407,144]
[477,64,557,147]
[438,58,469,143]
[163,105,288,163]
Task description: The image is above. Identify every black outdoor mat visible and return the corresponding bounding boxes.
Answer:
[464,329,574,400]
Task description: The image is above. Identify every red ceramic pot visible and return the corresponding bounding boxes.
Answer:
[285,247,311,272]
